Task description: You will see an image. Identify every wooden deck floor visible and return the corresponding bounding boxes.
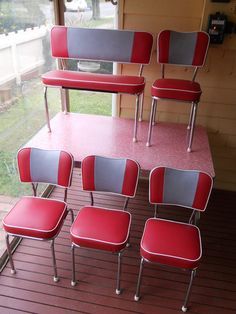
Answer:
[0,169,236,314]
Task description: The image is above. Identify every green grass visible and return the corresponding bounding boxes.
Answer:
[69,90,112,115]
[0,81,112,152]
[0,79,111,196]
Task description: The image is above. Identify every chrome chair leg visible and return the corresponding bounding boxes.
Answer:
[139,92,144,122]
[133,95,140,143]
[61,88,69,114]
[134,257,144,301]
[152,98,157,126]
[44,86,51,132]
[146,98,156,147]
[123,197,129,211]
[187,102,194,130]
[51,239,59,282]
[68,208,74,223]
[5,234,16,274]
[187,102,198,153]
[126,235,131,248]
[71,244,77,286]
[90,192,94,206]
[116,252,122,295]
[189,210,201,225]
[194,211,201,225]
[182,269,196,312]
[154,204,159,218]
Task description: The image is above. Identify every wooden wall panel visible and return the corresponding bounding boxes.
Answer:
[124,0,204,17]
[118,0,236,191]
[123,15,202,32]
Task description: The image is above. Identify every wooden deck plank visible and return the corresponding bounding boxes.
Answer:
[1,170,235,313]
[0,295,80,314]
[0,305,30,314]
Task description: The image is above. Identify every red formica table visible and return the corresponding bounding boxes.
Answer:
[26,112,215,177]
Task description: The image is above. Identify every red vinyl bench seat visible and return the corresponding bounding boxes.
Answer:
[42,70,145,95]
[42,26,153,142]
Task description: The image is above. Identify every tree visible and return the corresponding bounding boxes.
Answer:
[0,0,47,34]
[91,0,100,20]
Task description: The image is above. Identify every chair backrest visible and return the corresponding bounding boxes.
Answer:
[51,26,153,65]
[149,166,213,212]
[17,147,74,188]
[82,155,140,198]
[158,30,209,67]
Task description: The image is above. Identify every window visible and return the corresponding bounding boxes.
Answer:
[0,0,56,255]
[64,0,116,116]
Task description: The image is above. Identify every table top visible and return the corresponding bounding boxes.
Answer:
[26,112,215,177]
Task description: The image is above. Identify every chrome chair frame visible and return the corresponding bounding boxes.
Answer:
[134,166,213,312]
[70,196,130,294]
[5,182,74,282]
[146,29,210,152]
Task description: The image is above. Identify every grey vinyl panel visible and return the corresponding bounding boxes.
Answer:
[163,168,199,207]
[30,148,60,184]
[169,31,197,65]
[94,156,126,194]
[67,28,134,62]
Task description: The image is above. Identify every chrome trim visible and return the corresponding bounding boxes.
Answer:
[44,86,51,132]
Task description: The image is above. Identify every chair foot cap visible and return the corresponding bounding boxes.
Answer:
[146,142,151,147]
[187,147,191,153]
[53,276,59,282]
[134,295,140,301]
[126,242,131,248]
[139,118,142,122]
[11,269,16,274]
[116,289,121,295]
[71,280,77,287]
[182,306,188,312]
[133,138,137,143]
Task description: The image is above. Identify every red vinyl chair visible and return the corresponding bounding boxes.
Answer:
[146,30,210,152]
[134,166,213,312]
[2,147,74,282]
[70,155,140,294]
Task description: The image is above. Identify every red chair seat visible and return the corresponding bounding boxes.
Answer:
[42,70,145,95]
[141,218,201,269]
[3,196,67,239]
[70,206,131,252]
[151,78,201,102]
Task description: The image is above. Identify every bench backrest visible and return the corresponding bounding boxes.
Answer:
[51,26,153,65]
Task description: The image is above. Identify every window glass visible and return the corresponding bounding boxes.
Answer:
[0,0,56,254]
[64,0,116,116]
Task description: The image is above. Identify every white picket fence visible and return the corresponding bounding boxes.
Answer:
[0,25,48,87]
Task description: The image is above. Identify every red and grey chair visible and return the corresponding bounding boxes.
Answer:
[146,30,210,151]
[42,26,153,142]
[2,147,74,282]
[134,166,213,312]
[70,155,140,294]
